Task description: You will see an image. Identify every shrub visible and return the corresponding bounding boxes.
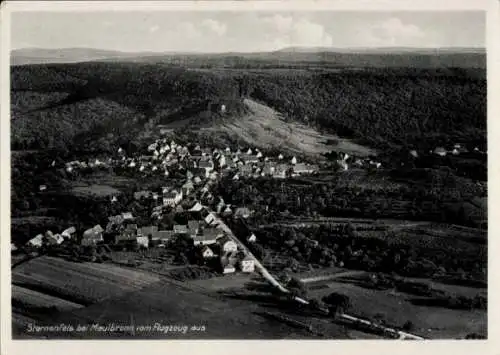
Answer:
[402,320,415,332]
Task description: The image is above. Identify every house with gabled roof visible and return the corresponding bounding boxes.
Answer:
[220,254,237,274]
[121,212,134,220]
[336,160,349,172]
[218,154,227,168]
[224,160,236,170]
[239,164,253,177]
[192,227,223,246]
[148,143,157,151]
[174,224,188,235]
[152,230,174,242]
[433,147,447,157]
[136,236,149,248]
[188,220,201,236]
[234,207,252,219]
[216,200,225,213]
[239,255,255,273]
[223,265,236,274]
[262,164,275,177]
[61,226,76,239]
[190,175,201,185]
[204,212,217,225]
[182,180,195,195]
[199,245,215,259]
[163,190,183,207]
[192,233,216,246]
[247,233,257,243]
[45,232,64,245]
[189,202,204,212]
[273,164,289,178]
[240,154,259,165]
[82,225,104,246]
[175,205,185,214]
[222,205,233,216]
[292,163,317,176]
[217,235,238,253]
[108,214,124,224]
[198,160,214,172]
[209,171,219,181]
[115,226,138,244]
[27,234,44,248]
[138,226,158,238]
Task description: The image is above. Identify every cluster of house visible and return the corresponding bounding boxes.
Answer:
[428,143,484,158]
[65,158,111,173]
[332,152,383,172]
[21,199,257,275]
[24,226,77,248]
[60,137,320,182]
[107,211,255,274]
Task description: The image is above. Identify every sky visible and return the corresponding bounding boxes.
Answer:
[11,11,486,53]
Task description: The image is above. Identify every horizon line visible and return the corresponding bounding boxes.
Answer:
[11,45,487,55]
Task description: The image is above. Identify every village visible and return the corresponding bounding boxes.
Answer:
[16,136,324,276]
[14,130,484,280]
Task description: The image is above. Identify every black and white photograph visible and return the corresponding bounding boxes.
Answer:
[1,0,496,349]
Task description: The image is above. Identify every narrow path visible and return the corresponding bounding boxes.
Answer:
[300,270,365,284]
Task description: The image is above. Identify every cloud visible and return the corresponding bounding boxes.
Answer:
[201,19,227,36]
[260,15,333,49]
[149,25,160,33]
[176,22,201,39]
[356,17,425,47]
[291,18,333,47]
[264,14,293,33]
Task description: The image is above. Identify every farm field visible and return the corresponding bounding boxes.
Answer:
[12,285,85,312]
[12,256,161,306]
[68,172,135,192]
[306,273,486,339]
[188,272,262,292]
[71,184,121,198]
[14,276,348,339]
[11,216,58,226]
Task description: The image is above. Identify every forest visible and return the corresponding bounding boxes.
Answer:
[251,223,486,284]
[10,62,487,246]
[11,63,486,155]
[214,170,486,228]
[248,70,486,151]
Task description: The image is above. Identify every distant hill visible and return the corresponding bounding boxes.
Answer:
[277,46,486,54]
[11,46,487,69]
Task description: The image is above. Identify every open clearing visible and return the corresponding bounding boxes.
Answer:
[306,273,486,339]
[71,184,121,197]
[11,216,58,226]
[68,172,134,192]
[12,256,161,305]
[188,273,262,292]
[159,98,375,157]
[13,275,348,339]
[12,285,85,312]
[214,99,376,157]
